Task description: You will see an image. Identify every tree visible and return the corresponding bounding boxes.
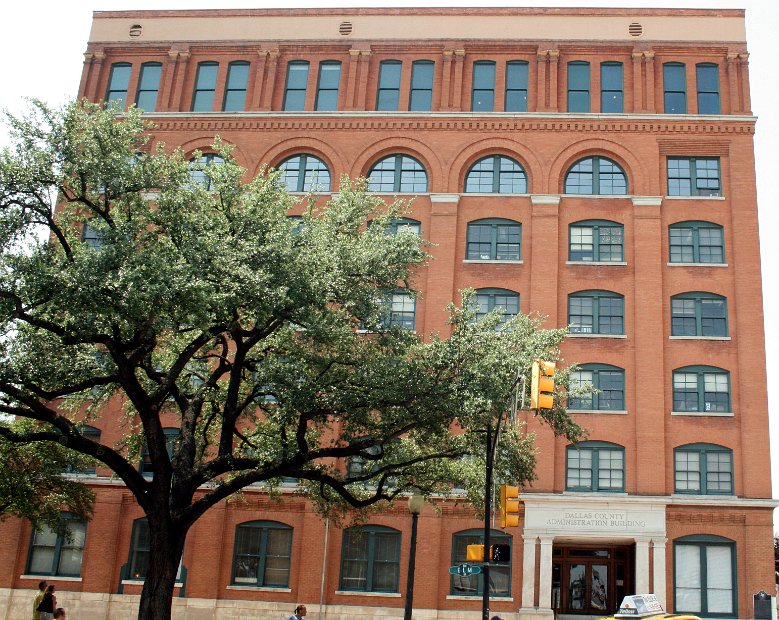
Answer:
[0,100,581,619]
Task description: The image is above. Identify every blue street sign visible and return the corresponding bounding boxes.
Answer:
[448,563,483,576]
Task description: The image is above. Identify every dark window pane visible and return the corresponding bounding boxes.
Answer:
[192,62,218,112]
[106,63,131,105]
[284,62,309,111]
[316,62,341,111]
[136,63,161,111]
[472,62,495,111]
[377,61,401,111]
[409,61,434,111]
[664,63,687,113]
[696,64,720,114]
[223,62,249,111]
[505,61,528,112]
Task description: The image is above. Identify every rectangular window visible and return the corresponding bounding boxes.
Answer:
[315,62,341,111]
[223,61,250,111]
[566,444,624,492]
[377,61,402,111]
[675,542,735,615]
[667,157,721,196]
[340,527,400,593]
[409,60,434,111]
[673,370,730,413]
[27,517,86,577]
[505,61,528,112]
[232,524,292,587]
[569,222,624,262]
[600,62,623,113]
[567,62,590,113]
[283,61,309,111]
[191,62,218,112]
[664,63,687,113]
[569,367,625,411]
[472,61,495,112]
[384,292,415,330]
[451,532,510,596]
[106,63,131,106]
[135,63,162,111]
[696,64,720,114]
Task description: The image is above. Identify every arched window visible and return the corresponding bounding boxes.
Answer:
[474,288,519,324]
[674,535,736,616]
[409,60,434,111]
[696,63,720,114]
[382,217,421,236]
[368,155,428,193]
[674,444,733,495]
[451,529,511,596]
[669,221,724,264]
[135,62,162,111]
[223,61,250,111]
[106,62,131,106]
[189,153,225,191]
[466,218,521,260]
[569,220,624,262]
[339,525,400,593]
[564,157,627,195]
[277,154,331,192]
[472,61,496,111]
[377,60,402,111]
[283,61,310,111]
[671,293,728,337]
[664,62,687,114]
[315,61,341,111]
[567,61,590,112]
[568,290,624,335]
[231,521,293,587]
[191,61,219,112]
[673,366,730,414]
[566,440,625,491]
[465,155,527,193]
[26,513,86,577]
[569,364,625,411]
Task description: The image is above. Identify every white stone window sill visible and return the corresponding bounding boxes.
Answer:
[569,409,628,415]
[335,590,402,598]
[447,595,514,601]
[463,259,523,264]
[462,193,529,197]
[561,194,631,199]
[227,585,292,592]
[669,336,730,341]
[566,261,627,266]
[667,262,728,268]
[665,195,725,200]
[562,491,628,496]
[567,333,627,339]
[671,411,734,417]
[20,575,83,582]
[121,579,183,587]
[370,192,430,197]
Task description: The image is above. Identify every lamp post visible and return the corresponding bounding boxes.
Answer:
[404,494,424,620]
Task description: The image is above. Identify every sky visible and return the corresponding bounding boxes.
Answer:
[2,0,778,511]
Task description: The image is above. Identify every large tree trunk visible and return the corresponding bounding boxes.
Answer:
[137,514,188,620]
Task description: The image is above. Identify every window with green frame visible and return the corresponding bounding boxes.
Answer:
[26,513,86,577]
[283,61,309,111]
[128,518,150,579]
[696,63,721,115]
[223,61,250,111]
[474,288,519,324]
[674,535,736,617]
[566,441,625,491]
[667,157,721,196]
[567,61,590,112]
[315,61,341,111]
[664,62,687,113]
[231,521,292,587]
[278,154,331,192]
[564,157,627,195]
[600,62,624,113]
[409,60,434,111]
[67,425,101,475]
[671,293,728,337]
[377,60,402,111]
[672,366,730,413]
[674,444,733,495]
[340,525,400,592]
[191,61,219,112]
[367,155,428,193]
[382,291,415,330]
[669,221,724,264]
[464,155,527,193]
[135,62,162,111]
[106,62,132,107]
[505,61,529,112]
[82,221,104,250]
[382,217,421,236]
[451,529,511,596]
[568,290,624,335]
[568,364,625,411]
[466,219,521,261]
[140,427,180,476]
[569,220,624,262]
[472,61,496,111]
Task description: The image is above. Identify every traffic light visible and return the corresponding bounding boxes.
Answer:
[499,484,520,528]
[490,544,511,563]
[466,544,485,562]
[530,360,556,410]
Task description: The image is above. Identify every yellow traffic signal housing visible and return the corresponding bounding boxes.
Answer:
[499,484,520,528]
[466,544,485,562]
[530,360,556,410]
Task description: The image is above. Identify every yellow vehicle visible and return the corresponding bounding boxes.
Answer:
[599,594,701,620]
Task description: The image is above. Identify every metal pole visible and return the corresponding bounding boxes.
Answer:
[403,510,420,620]
[482,423,493,620]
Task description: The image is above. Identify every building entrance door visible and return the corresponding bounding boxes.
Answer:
[552,545,632,616]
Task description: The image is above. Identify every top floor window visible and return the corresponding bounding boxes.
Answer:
[135,62,162,112]
[191,61,218,112]
[472,61,496,112]
[664,62,687,114]
[565,156,627,195]
[409,60,434,111]
[283,61,309,111]
[368,155,428,193]
[106,62,131,106]
[696,63,720,114]
[505,61,529,112]
[377,60,402,111]
[465,155,527,193]
[278,154,331,192]
[567,61,590,113]
[601,62,624,113]
[315,61,341,111]
[223,61,250,111]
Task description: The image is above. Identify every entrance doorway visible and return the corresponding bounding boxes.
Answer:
[552,545,632,616]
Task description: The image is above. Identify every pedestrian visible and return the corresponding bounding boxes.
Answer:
[491,616,504,620]
[32,581,46,620]
[53,610,66,620]
[36,584,56,620]
[289,604,306,620]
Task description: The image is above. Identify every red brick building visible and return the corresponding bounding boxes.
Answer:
[0,7,774,620]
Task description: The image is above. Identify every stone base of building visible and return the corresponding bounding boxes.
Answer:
[516,607,555,620]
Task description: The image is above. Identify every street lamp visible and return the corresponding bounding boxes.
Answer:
[404,494,424,620]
